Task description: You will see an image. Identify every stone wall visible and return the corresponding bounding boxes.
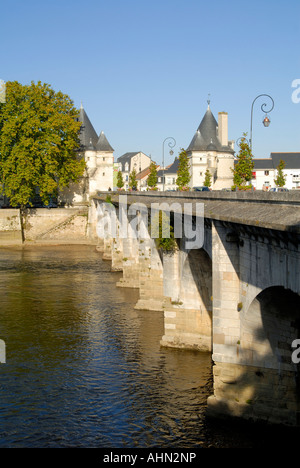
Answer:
[0,209,22,244]
[0,207,90,246]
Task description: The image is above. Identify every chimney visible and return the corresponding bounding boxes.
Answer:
[218,112,228,147]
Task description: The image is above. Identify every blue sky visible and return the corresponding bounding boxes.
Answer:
[1,0,299,166]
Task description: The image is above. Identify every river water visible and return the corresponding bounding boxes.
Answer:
[0,244,297,449]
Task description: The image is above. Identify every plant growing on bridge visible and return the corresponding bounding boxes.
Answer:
[147,161,158,190]
[274,159,286,187]
[151,210,176,252]
[0,80,85,208]
[176,148,191,190]
[232,133,254,191]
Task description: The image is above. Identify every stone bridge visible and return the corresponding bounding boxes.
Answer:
[88,190,300,427]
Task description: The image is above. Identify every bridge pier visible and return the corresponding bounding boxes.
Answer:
[116,236,140,287]
[160,243,213,351]
[134,237,164,311]
[207,221,300,426]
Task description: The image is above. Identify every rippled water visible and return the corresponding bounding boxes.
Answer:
[0,245,297,448]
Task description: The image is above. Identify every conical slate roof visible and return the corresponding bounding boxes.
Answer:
[187,104,232,152]
[96,131,114,152]
[77,104,98,149]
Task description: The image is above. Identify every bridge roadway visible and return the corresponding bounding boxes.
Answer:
[94,190,300,233]
[91,190,300,428]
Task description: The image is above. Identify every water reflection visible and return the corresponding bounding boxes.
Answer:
[0,245,214,448]
[0,245,295,448]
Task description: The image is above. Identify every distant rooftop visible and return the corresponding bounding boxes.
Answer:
[77,104,114,152]
[252,153,300,170]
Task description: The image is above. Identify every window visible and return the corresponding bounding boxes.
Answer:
[264,170,269,176]
[103,172,105,176]
[103,157,105,161]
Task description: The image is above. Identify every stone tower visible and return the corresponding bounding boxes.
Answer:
[187,101,235,189]
[60,104,114,205]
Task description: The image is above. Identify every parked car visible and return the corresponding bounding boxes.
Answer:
[193,186,210,192]
[269,187,289,192]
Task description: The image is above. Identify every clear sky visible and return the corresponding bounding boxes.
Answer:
[1,0,299,166]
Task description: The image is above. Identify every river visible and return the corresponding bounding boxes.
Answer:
[0,244,298,448]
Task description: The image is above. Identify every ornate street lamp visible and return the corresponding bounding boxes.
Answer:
[162,137,176,191]
[250,94,274,150]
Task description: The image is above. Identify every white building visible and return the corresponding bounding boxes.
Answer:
[252,153,300,190]
[117,152,151,190]
[60,105,114,205]
[157,158,179,191]
[187,101,235,190]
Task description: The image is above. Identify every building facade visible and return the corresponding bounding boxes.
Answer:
[252,153,300,190]
[117,152,151,190]
[156,158,179,191]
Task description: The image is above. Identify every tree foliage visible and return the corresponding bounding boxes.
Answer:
[176,148,191,190]
[274,159,286,187]
[129,167,137,190]
[116,170,124,189]
[0,80,84,207]
[147,161,158,189]
[232,133,254,190]
[203,168,212,187]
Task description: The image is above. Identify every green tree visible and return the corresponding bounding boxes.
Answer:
[203,168,212,187]
[147,161,158,189]
[176,148,191,190]
[274,159,286,187]
[0,80,85,207]
[232,133,254,190]
[129,167,137,190]
[116,170,124,189]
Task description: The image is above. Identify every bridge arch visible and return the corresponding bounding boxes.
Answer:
[240,286,300,369]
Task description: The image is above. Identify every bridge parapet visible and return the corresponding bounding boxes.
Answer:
[93,190,300,233]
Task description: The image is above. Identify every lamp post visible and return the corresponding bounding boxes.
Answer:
[162,137,176,191]
[133,153,141,190]
[250,94,274,151]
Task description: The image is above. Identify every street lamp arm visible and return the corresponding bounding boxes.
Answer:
[250,94,274,149]
[162,137,176,191]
